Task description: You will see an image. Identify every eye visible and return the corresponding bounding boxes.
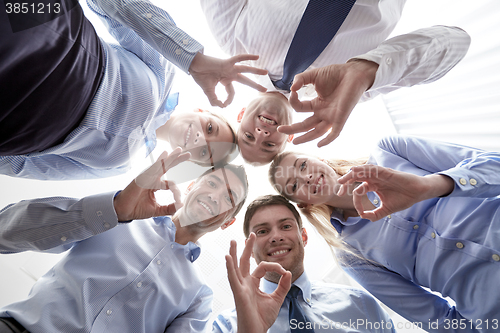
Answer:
[264,142,276,147]
[208,180,216,188]
[256,229,267,235]
[200,147,207,157]
[224,195,232,205]
[299,160,306,171]
[244,132,254,140]
[283,224,292,230]
[206,123,213,135]
[291,180,297,193]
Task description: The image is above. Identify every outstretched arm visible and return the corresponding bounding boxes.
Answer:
[0,149,189,253]
[279,26,470,147]
[90,0,267,107]
[226,233,292,333]
[337,164,454,221]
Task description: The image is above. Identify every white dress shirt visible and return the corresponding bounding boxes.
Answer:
[200,0,470,100]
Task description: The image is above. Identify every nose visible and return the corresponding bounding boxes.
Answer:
[302,173,313,184]
[269,228,284,243]
[255,127,270,137]
[193,130,205,145]
[208,193,218,204]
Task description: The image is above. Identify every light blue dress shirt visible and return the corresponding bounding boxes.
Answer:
[213,272,395,333]
[0,0,203,180]
[331,136,500,333]
[0,192,212,333]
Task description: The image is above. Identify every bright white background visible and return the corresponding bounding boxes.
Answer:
[1,1,499,332]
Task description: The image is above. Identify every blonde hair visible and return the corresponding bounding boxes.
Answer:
[268,152,367,253]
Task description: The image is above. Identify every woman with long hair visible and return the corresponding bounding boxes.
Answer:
[269,135,500,333]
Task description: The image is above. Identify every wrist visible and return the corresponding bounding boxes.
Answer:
[423,174,455,199]
[113,190,133,223]
[346,59,379,90]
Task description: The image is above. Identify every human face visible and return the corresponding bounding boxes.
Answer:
[249,205,306,281]
[181,167,245,231]
[167,112,235,165]
[273,154,340,205]
[238,93,292,164]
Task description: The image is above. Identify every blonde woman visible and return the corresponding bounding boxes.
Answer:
[269,135,500,333]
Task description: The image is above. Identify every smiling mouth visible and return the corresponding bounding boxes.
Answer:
[258,115,277,126]
[185,124,193,147]
[314,175,324,194]
[198,200,214,215]
[269,249,290,256]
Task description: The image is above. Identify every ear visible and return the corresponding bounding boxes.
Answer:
[287,134,294,143]
[237,108,246,123]
[221,217,236,230]
[194,108,206,113]
[301,228,308,247]
[185,181,195,195]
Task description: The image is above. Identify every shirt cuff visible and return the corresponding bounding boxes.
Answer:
[82,192,119,234]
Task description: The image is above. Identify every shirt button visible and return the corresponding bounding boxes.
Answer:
[106,309,112,316]
[60,236,67,242]
[456,242,464,249]
[469,178,477,186]
[175,49,182,55]
[182,39,189,45]
[413,225,419,230]
[373,199,379,205]
[157,260,162,265]
[387,215,391,219]
[386,57,392,65]
[492,254,500,262]
[306,298,310,303]
[459,178,467,186]
[146,13,153,19]
[137,282,143,288]
[103,222,110,229]
[97,211,103,217]
[431,232,436,239]
[171,244,174,249]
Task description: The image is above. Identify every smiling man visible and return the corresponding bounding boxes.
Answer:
[237,92,293,165]
[213,195,395,333]
[0,150,248,333]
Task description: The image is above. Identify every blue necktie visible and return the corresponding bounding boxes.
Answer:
[273,0,356,92]
[287,285,315,333]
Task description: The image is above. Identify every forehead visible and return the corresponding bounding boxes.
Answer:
[249,205,298,229]
[199,167,245,202]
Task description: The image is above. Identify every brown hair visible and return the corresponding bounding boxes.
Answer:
[243,195,302,238]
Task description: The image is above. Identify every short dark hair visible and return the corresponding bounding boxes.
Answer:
[200,164,249,218]
[243,195,302,238]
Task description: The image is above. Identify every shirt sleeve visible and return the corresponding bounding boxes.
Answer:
[353,26,471,101]
[165,285,213,333]
[0,192,119,254]
[371,135,500,198]
[212,309,238,333]
[87,0,203,73]
[339,252,481,333]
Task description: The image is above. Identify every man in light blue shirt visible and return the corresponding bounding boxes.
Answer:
[0,149,249,333]
[214,195,395,333]
[0,0,266,180]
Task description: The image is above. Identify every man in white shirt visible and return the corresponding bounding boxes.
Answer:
[200,0,471,164]
[214,195,395,333]
[0,149,249,333]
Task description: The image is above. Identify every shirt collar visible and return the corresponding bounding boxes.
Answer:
[262,272,312,306]
[155,216,202,262]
